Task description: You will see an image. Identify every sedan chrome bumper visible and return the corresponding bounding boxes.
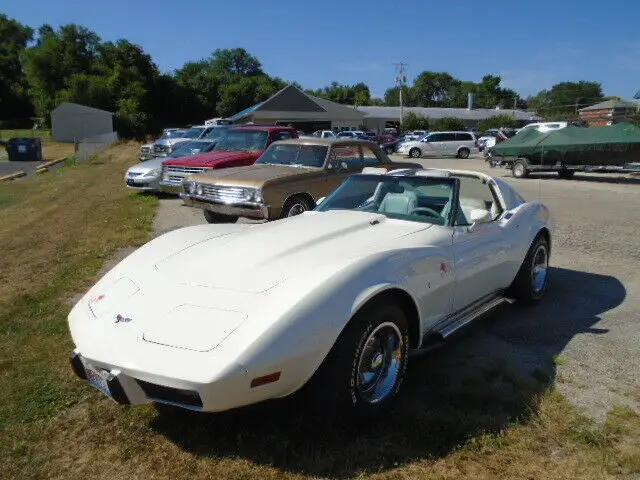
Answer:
[182,194,270,219]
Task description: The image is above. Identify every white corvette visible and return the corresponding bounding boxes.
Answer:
[68,168,551,419]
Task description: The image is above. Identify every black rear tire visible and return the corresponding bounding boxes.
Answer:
[558,169,575,179]
[509,234,549,305]
[409,147,421,158]
[457,148,470,159]
[203,210,238,223]
[303,299,410,422]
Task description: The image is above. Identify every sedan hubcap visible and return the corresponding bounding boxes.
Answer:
[531,245,548,294]
[288,203,306,217]
[356,322,403,404]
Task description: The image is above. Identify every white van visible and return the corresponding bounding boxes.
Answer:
[517,122,568,134]
[396,131,478,159]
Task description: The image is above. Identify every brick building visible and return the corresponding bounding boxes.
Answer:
[579,99,638,126]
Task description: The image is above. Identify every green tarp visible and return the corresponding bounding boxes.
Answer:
[492,123,640,166]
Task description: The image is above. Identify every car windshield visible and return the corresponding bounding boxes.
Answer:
[160,130,186,139]
[256,144,328,167]
[214,130,268,152]
[203,126,230,139]
[182,127,206,139]
[168,141,215,158]
[316,174,457,225]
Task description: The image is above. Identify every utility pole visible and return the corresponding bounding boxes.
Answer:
[393,62,408,129]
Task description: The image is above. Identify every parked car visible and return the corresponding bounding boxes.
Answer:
[517,122,568,135]
[397,131,478,159]
[125,140,217,192]
[404,130,428,141]
[158,126,297,193]
[153,125,222,157]
[477,128,516,152]
[181,138,421,223]
[309,130,337,139]
[139,129,187,161]
[68,167,551,419]
[336,130,365,138]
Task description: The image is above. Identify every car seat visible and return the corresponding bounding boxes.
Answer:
[378,190,418,215]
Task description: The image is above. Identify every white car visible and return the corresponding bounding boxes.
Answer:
[397,131,478,159]
[517,122,568,134]
[68,168,551,419]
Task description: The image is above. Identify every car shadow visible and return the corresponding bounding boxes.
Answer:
[150,266,625,478]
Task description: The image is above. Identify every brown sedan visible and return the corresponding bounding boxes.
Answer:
[181,138,421,223]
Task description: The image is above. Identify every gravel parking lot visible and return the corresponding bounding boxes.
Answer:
[151,154,640,420]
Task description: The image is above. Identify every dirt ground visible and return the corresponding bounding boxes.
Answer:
[148,154,640,421]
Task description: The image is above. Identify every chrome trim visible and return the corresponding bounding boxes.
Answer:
[182,196,270,219]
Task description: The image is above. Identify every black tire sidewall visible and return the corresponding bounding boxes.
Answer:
[281,195,312,218]
[458,148,470,159]
[510,235,549,304]
[409,148,421,158]
[512,160,528,178]
[341,304,410,418]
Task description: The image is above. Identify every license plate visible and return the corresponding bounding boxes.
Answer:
[126,179,140,186]
[83,362,112,397]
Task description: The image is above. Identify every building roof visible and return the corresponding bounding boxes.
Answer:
[52,102,114,115]
[579,99,638,112]
[228,84,364,122]
[357,106,540,121]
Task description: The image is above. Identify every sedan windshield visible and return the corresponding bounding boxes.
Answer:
[182,127,206,139]
[256,144,328,167]
[316,174,457,225]
[214,130,268,152]
[168,141,215,158]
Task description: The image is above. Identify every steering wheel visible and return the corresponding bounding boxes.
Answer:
[409,207,442,219]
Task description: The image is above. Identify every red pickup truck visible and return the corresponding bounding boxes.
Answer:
[159,125,297,193]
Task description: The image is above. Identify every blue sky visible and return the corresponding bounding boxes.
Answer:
[4,0,640,99]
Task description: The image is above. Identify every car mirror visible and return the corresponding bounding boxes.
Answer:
[468,209,492,230]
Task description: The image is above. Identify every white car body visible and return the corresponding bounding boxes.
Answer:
[68,168,550,413]
[517,122,568,134]
[397,131,478,158]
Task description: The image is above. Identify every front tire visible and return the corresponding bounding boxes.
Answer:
[509,234,549,305]
[203,210,238,223]
[409,147,421,159]
[281,195,312,218]
[306,300,410,421]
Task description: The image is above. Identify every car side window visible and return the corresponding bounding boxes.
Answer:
[330,145,363,170]
[455,132,473,141]
[440,133,457,142]
[453,176,503,226]
[275,131,293,141]
[361,146,382,166]
[427,133,442,142]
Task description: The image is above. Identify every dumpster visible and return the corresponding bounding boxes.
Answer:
[7,138,43,161]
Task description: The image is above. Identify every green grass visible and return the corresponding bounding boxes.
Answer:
[0,142,638,479]
[0,129,51,141]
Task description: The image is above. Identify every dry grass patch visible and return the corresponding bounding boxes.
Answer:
[42,140,75,161]
[0,142,638,479]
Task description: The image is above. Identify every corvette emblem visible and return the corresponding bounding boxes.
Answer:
[115,314,132,324]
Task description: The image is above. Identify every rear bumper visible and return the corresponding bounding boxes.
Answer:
[182,194,271,219]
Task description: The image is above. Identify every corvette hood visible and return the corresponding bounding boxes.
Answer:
[163,150,258,167]
[155,210,430,293]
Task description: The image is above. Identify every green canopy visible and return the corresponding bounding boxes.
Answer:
[492,123,640,166]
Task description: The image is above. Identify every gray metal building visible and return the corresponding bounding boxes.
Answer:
[51,102,115,142]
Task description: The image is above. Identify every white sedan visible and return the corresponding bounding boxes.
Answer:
[68,168,551,419]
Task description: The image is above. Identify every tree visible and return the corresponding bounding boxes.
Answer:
[412,71,458,107]
[383,85,414,107]
[216,75,285,117]
[208,48,263,82]
[401,111,429,131]
[430,117,467,131]
[0,14,34,123]
[477,114,520,133]
[528,81,604,119]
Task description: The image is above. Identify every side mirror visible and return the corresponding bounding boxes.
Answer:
[468,209,492,230]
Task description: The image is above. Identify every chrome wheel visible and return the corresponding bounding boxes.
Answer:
[287,203,307,217]
[356,322,404,404]
[531,244,548,294]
